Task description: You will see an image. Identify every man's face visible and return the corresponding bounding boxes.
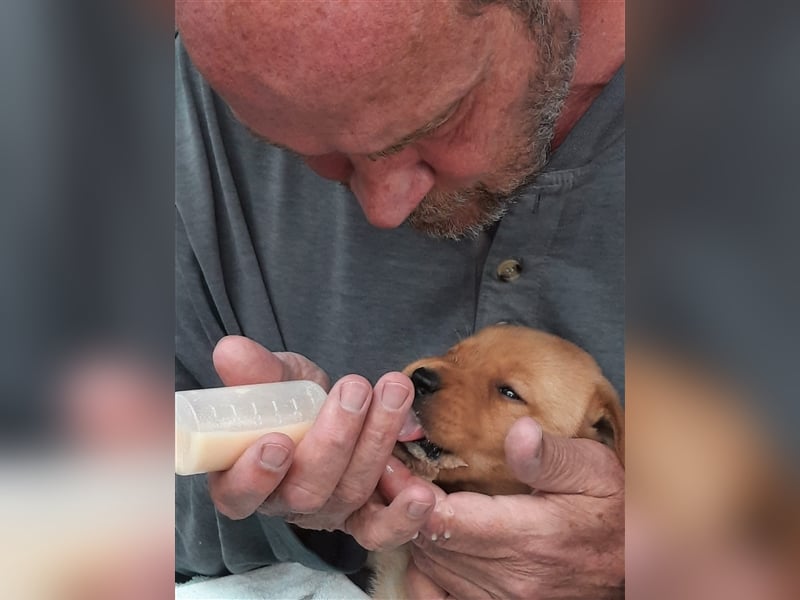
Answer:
[178,1,578,239]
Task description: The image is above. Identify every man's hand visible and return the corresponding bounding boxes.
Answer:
[206,335,438,550]
[404,416,625,599]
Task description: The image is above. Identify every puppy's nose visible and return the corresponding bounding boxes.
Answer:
[410,367,440,397]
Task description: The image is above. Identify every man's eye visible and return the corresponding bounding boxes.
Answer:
[425,116,458,142]
[368,144,405,161]
[498,385,524,402]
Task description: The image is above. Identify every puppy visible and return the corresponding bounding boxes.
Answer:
[369,324,624,598]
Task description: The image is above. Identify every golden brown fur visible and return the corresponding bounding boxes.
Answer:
[370,324,624,598]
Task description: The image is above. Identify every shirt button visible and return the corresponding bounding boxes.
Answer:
[496,258,522,282]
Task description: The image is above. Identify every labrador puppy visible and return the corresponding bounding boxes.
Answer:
[370,324,624,598]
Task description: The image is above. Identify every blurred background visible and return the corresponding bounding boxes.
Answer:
[627,0,800,597]
[0,0,797,598]
[0,0,174,598]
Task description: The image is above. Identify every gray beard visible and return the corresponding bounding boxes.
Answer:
[408,23,580,240]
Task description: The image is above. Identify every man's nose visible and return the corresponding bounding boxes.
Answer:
[348,149,435,229]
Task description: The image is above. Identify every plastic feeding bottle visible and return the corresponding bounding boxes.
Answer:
[175,380,327,475]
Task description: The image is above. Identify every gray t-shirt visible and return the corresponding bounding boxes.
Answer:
[175,37,624,577]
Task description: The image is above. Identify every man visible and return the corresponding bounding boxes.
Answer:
[175,1,624,597]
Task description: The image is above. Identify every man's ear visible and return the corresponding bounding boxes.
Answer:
[580,378,625,467]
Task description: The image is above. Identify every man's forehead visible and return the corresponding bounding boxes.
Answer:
[179,1,464,84]
[226,71,481,158]
[180,0,494,155]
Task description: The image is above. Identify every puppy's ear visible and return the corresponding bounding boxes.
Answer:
[580,378,625,467]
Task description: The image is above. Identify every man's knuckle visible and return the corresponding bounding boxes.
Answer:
[212,496,247,520]
[283,483,328,513]
[355,516,401,551]
[209,485,241,518]
[358,528,382,551]
[361,423,392,450]
[347,514,376,550]
[321,427,357,455]
[334,481,370,507]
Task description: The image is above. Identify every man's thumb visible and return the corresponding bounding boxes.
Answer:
[212,336,329,390]
[505,417,623,497]
[213,335,287,386]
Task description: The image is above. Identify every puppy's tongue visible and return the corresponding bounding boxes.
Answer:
[397,410,425,442]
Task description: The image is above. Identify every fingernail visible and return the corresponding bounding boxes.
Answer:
[382,382,410,410]
[260,443,290,470]
[431,533,438,542]
[411,531,419,540]
[339,381,370,413]
[407,500,431,519]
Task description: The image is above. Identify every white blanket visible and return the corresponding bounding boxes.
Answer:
[176,562,370,600]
